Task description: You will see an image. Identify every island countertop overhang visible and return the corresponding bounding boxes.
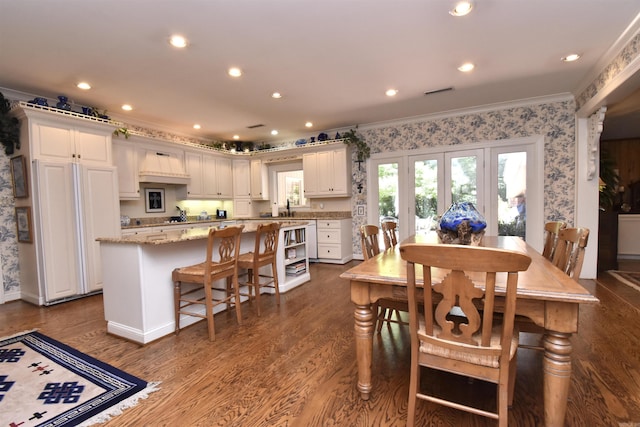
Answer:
[97,220,309,245]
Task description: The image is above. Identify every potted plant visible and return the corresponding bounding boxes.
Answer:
[342,126,370,162]
[599,150,619,211]
[0,92,20,155]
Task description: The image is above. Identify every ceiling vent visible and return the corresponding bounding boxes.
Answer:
[247,123,265,129]
[424,87,454,96]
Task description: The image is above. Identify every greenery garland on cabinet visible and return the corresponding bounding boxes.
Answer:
[342,127,370,162]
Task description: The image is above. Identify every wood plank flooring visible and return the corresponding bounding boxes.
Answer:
[1,262,639,426]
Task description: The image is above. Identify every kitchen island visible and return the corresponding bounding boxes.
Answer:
[98,221,309,344]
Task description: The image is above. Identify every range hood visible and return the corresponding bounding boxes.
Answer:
[139,151,191,185]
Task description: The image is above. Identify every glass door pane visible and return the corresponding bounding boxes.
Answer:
[497,151,527,238]
[414,159,439,233]
[449,155,478,205]
[378,162,399,223]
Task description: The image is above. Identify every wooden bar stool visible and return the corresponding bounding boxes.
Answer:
[237,222,281,317]
[172,225,244,341]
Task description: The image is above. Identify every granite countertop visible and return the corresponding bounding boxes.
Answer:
[120,211,351,230]
[102,220,309,245]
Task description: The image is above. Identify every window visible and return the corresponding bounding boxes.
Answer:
[271,162,307,207]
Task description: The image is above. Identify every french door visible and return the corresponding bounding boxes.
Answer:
[368,137,543,251]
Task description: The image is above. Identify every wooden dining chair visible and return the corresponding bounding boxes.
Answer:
[400,243,531,427]
[377,220,409,332]
[519,226,590,351]
[551,227,590,280]
[237,222,281,317]
[541,221,567,260]
[172,225,245,341]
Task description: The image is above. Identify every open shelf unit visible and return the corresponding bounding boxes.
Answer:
[275,223,311,293]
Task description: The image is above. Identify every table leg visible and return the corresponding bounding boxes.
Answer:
[542,331,573,427]
[354,302,374,400]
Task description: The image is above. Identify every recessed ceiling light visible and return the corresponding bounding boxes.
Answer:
[228,67,242,77]
[305,122,313,128]
[193,124,201,130]
[233,135,240,140]
[271,92,282,99]
[561,54,581,62]
[169,35,188,48]
[449,1,473,16]
[121,104,133,111]
[271,130,278,136]
[385,89,398,97]
[457,62,475,72]
[77,82,91,90]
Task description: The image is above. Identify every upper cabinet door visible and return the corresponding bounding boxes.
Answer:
[31,121,111,165]
[233,159,251,198]
[32,122,74,161]
[250,159,269,200]
[113,141,140,199]
[303,147,351,198]
[215,157,233,198]
[184,151,205,198]
[75,128,111,165]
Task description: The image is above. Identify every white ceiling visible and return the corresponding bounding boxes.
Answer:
[1,0,639,143]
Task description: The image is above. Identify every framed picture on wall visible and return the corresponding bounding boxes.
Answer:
[16,207,33,243]
[145,188,165,213]
[10,155,28,198]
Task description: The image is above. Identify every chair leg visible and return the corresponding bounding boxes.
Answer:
[498,364,511,427]
[376,307,387,332]
[174,281,181,335]
[407,359,419,427]
[272,260,280,306]
[508,352,517,406]
[231,276,243,325]
[204,284,215,341]
[253,267,262,316]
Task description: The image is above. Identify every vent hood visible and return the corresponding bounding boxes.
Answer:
[139,151,191,185]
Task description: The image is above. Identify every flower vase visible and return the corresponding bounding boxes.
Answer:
[437,202,487,245]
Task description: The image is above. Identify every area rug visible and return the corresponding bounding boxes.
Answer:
[607,270,640,293]
[0,330,159,426]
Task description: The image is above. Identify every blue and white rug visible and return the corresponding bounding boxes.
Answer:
[0,330,159,426]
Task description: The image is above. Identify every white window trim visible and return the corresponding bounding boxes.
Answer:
[368,135,544,251]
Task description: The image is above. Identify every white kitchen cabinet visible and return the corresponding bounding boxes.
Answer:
[316,218,353,264]
[303,146,352,197]
[113,140,140,199]
[233,159,251,198]
[28,161,120,303]
[234,199,253,218]
[250,159,269,200]
[30,118,111,165]
[14,104,120,305]
[179,150,233,199]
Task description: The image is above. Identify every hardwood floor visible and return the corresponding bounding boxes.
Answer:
[1,262,639,426]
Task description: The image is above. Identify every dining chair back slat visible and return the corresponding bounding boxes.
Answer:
[360,225,381,260]
[542,221,567,260]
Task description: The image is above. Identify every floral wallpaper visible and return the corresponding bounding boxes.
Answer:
[349,99,577,255]
[1,31,639,300]
[0,154,20,299]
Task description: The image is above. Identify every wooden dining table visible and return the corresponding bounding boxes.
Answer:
[340,234,599,427]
